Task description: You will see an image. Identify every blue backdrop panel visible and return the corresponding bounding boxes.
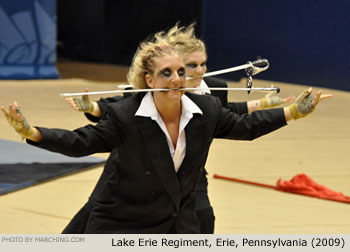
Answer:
[0,0,58,79]
[202,0,350,91]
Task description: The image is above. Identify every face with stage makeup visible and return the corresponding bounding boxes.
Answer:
[127,42,186,95]
[145,53,186,101]
[183,50,207,88]
[162,23,208,89]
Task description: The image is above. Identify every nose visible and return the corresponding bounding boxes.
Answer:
[170,72,184,87]
[194,65,205,76]
[171,72,181,82]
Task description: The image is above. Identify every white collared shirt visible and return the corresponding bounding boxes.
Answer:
[193,80,211,95]
[135,92,202,172]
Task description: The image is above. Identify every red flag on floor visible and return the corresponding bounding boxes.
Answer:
[213,173,350,203]
[276,173,350,203]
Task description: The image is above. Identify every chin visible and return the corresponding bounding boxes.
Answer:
[167,90,184,99]
[188,80,201,88]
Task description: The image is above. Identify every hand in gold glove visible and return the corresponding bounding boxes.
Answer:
[289,87,333,119]
[0,102,35,139]
[65,87,94,113]
[260,86,296,108]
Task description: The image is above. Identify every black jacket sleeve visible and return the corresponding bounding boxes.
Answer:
[225,101,248,115]
[84,96,124,122]
[204,77,248,115]
[216,105,287,140]
[27,111,122,157]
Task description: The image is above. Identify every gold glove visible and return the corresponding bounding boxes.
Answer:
[289,88,316,119]
[260,92,285,108]
[72,94,94,113]
[5,106,35,139]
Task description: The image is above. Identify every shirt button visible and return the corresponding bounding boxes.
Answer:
[172,212,177,218]
[145,170,151,176]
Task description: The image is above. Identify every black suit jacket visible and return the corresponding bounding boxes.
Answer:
[64,79,232,233]
[29,92,286,233]
[204,76,248,114]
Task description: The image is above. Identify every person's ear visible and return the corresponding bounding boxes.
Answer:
[145,73,155,88]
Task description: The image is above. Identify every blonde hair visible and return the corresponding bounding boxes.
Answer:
[127,38,180,89]
[127,23,205,89]
[159,22,207,56]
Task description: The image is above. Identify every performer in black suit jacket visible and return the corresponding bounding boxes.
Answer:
[61,77,236,234]
[62,24,295,234]
[1,34,329,233]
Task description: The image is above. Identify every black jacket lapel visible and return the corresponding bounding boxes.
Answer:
[177,113,210,191]
[137,117,181,210]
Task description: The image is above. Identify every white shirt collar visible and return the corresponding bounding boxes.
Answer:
[135,92,202,118]
[135,91,202,172]
[192,79,211,95]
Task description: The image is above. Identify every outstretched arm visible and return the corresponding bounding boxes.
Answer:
[1,101,118,156]
[64,88,128,122]
[247,91,296,114]
[283,87,333,122]
[1,102,42,142]
[64,88,102,117]
[215,87,332,142]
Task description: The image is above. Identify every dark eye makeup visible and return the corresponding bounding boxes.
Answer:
[159,67,186,78]
[178,67,185,77]
[160,68,172,78]
[186,63,197,69]
[185,61,207,69]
